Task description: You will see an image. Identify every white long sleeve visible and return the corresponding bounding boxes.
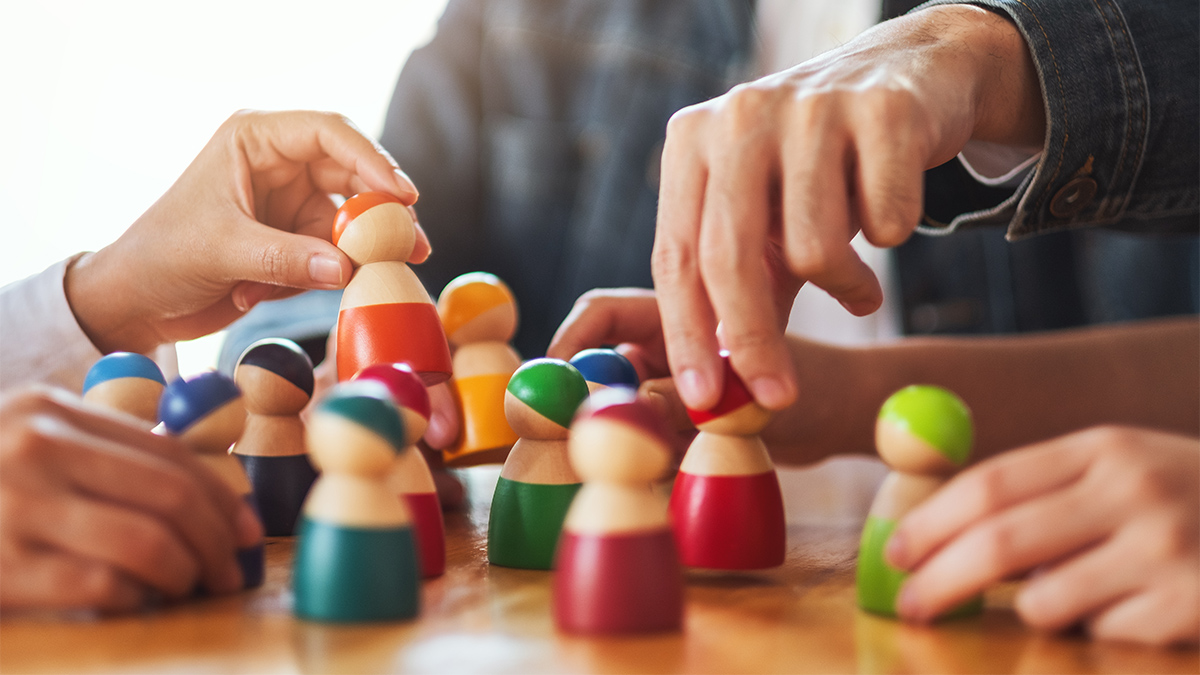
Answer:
[0,255,103,393]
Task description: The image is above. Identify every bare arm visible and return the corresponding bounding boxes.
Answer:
[767,316,1200,464]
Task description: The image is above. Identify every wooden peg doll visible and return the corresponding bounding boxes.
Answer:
[159,371,262,588]
[82,352,166,428]
[488,358,590,570]
[437,272,521,466]
[569,348,639,394]
[334,191,452,385]
[554,388,683,634]
[857,385,980,618]
[353,362,445,578]
[293,380,420,622]
[669,354,786,570]
[231,338,317,536]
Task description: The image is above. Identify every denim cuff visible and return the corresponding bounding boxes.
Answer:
[913,0,1197,240]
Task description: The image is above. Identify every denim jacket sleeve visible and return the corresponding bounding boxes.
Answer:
[914,0,1198,239]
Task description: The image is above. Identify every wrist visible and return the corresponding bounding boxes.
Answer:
[65,249,159,355]
[957,4,1045,147]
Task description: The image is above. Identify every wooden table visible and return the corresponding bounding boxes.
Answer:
[2,490,1196,674]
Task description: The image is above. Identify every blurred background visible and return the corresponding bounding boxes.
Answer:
[0,0,448,372]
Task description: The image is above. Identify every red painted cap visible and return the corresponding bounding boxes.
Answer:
[685,353,754,426]
[574,387,671,448]
[332,191,403,246]
[352,362,431,421]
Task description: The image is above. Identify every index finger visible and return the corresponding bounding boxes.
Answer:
[698,125,795,411]
[652,107,722,411]
[233,110,418,205]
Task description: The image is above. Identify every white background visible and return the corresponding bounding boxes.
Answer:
[0,0,448,371]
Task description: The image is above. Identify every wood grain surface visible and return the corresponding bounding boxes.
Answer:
[2,485,1196,674]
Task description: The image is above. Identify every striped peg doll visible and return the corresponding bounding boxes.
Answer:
[159,371,263,588]
[82,352,166,428]
[333,192,451,385]
[293,380,420,622]
[353,362,445,579]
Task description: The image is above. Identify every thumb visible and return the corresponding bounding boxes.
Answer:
[229,221,353,292]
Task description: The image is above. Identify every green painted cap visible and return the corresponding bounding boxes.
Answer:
[506,358,589,428]
[317,381,407,454]
[878,385,973,465]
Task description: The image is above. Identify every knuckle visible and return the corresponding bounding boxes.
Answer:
[255,242,293,285]
[650,240,697,281]
[665,105,709,139]
[972,524,1016,578]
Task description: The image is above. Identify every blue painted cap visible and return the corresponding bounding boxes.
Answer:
[569,348,639,388]
[316,381,407,454]
[159,371,242,434]
[83,353,166,394]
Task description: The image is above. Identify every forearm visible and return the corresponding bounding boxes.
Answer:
[767,317,1200,464]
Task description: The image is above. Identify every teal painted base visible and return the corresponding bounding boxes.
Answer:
[293,516,419,622]
[856,515,982,619]
[488,477,580,570]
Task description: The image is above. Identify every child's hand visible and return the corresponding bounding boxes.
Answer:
[887,426,1199,646]
[0,387,262,612]
[547,288,668,382]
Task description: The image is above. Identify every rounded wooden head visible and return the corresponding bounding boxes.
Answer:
[569,348,639,393]
[307,381,407,476]
[875,385,974,475]
[684,354,771,436]
[159,371,246,455]
[82,352,166,424]
[437,272,518,346]
[569,388,671,483]
[504,358,589,440]
[351,362,430,446]
[332,191,415,266]
[234,338,314,416]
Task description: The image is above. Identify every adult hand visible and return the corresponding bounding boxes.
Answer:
[887,426,1200,646]
[547,287,671,383]
[66,109,429,355]
[0,387,262,612]
[652,4,1044,412]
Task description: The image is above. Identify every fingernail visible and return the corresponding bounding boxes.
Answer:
[393,169,418,200]
[677,369,710,409]
[885,530,907,568]
[749,376,791,409]
[308,254,344,288]
[235,503,264,546]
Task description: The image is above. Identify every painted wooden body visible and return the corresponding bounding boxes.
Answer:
[294,382,420,622]
[333,193,451,384]
[232,339,316,536]
[159,372,263,588]
[488,359,589,569]
[439,272,521,466]
[672,356,785,571]
[856,385,979,619]
[354,363,445,578]
[488,437,581,570]
[81,352,166,428]
[554,389,682,634]
[388,447,445,578]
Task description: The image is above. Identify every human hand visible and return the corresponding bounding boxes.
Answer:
[547,288,671,382]
[887,426,1199,646]
[652,4,1044,412]
[0,387,263,612]
[66,109,430,355]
